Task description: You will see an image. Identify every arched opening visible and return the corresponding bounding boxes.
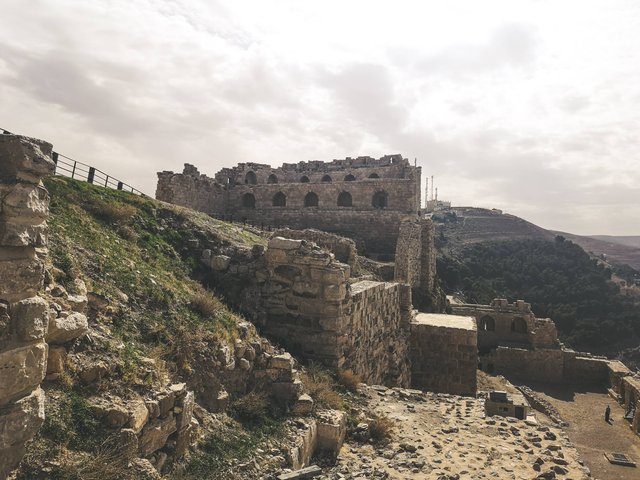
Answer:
[267,174,278,184]
[479,315,496,332]
[511,317,527,334]
[372,190,388,209]
[245,171,257,185]
[344,174,356,181]
[304,192,319,207]
[241,193,255,208]
[300,175,310,183]
[226,177,234,185]
[337,191,352,207]
[272,191,286,207]
[368,173,380,179]
[321,175,332,182]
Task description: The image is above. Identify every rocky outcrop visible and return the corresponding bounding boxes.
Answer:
[0,134,54,478]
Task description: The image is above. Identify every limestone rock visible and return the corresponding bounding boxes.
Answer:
[269,237,303,250]
[11,296,49,341]
[140,414,177,456]
[129,458,162,480]
[0,135,55,182]
[67,294,88,313]
[0,342,47,402]
[270,353,294,370]
[47,312,88,344]
[176,391,194,429]
[128,400,149,433]
[292,394,314,415]
[0,252,44,303]
[46,346,67,376]
[0,387,45,449]
[210,255,231,271]
[316,410,347,454]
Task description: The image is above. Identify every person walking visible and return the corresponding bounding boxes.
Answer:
[605,405,611,423]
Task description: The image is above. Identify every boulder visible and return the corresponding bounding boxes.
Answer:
[128,400,149,433]
[140,414,177,456]
[0,387,45,449]
[11,296,49,341]
[47,312,88,344]
[0,342,47,401]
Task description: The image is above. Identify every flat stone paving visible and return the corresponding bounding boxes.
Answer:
[413,313,476,330]
[532,384,640,480]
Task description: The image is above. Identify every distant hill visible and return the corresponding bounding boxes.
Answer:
[552,232,640,271]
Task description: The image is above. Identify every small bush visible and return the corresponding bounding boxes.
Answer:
[336,369,362,392]
[301,363,343,410]
[368,414,394,442]
[91,200,137,224]
[231,392,269,423]
[191,292,220,318]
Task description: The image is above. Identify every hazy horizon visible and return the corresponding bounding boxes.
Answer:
[2,0,639,235]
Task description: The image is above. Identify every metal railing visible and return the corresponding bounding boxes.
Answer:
[1,127,145,196]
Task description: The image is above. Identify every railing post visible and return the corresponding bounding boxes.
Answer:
[104,175,109,188]
[71,161,77,179]
[87,167,95,184]
[52,152,58,174]
[117,182,123,190]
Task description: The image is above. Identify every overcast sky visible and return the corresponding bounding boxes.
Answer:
[2,0,639,235]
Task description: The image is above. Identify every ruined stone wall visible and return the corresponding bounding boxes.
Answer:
[272,228,357,268]
[410,314,477,396]
[156,165,226,215]
[394,218,437,310]
[480,347,609,385]
[450,298,558,352]
[156,156,422,254]
[0,135,54,477]
[256,237,411,387]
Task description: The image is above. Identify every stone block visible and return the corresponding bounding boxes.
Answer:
[277,465,322,480]
[0,342,47,403]
[269,237,303,250]
[316,410,347,453]
[1,182,49,221]
[270,353,294,370]
[176,391,194,429]
[11,296,49,341]
[0,220,48,248]
[292,394,314,415]
[140,414,177,456]
[0,387,45,449]
[0,249,43,303]
[46,346,67,375]
[0,135,55,182]
[209,255,231,271]
[66,294,88,314]
[128,400,149,433]
[323,285,346,302]
[174,424,193,457]
[47,312,88,344]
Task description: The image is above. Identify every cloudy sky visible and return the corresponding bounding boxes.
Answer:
[1,0,639,235]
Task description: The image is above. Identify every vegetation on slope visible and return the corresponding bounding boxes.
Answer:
[438,235,640,350]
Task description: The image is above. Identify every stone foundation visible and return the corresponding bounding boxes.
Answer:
[0,134,54,477]
[410,313,477,396]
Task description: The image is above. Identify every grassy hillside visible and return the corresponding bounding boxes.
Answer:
[19,177,286,479]
[438,235,640,350]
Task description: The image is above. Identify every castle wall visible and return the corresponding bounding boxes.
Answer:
[410,313,478,396]
[257,237,411,387]
[271,228,357,268]
[156,155,422,254]
[0,135,54,477]
[394,218,437,309]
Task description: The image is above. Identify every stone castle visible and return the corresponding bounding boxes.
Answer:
[156,155,421,256]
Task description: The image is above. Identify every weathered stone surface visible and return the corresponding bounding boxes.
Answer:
[269,237,303,251]
[270,353,294,370]
[176,391,194,429]
[174,424,192,457]
[1,182,49,220]
[0,342,47,403]
[292,394,314,415]
[0,135,55,182]
[316,410,347,454]
[46,346,67,375]
[105,404,129,428]
[130,458,162,479]
[11,296,49,341]
[0,387,45,449]
[66,294,88,314]
[128,400,149,433]
[139,414,177,456]
[210,254,231,271]
[0,249,44,303]
[47,312,88,344]
[277,465,322,480]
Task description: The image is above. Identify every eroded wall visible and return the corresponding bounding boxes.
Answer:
[0,135,54,477]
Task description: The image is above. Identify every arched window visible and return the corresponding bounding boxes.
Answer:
[344,174,356,181]
[300,175,310,183]
[337,191,352,207]
[511,317,527,334]
[479,315,496,332]
[368,173,380,179]
[272,191,286,207]
[245,171,257,185]
[267,174,278,184]
[241,193,255,208]
[304,192,319,207]
[372,190,388,209]
[226,177,234,185]
[321,174,332,182]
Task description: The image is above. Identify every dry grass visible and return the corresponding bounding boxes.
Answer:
[231,392,269,423]
[336,369,362,392]
[368,413,394,442]
[300,363,343,410]
[92,200,137,224]
[191,291,221,318]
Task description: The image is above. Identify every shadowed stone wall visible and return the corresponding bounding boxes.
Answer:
[156,155,421,254]
[0,135,54,477]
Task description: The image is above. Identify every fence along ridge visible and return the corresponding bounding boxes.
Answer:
[1,127,146,196]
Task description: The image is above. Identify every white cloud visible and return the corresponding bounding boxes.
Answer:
[1,0,639,235]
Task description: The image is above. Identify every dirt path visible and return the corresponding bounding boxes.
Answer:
[323,385,590,479]
[530,383,640,480]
